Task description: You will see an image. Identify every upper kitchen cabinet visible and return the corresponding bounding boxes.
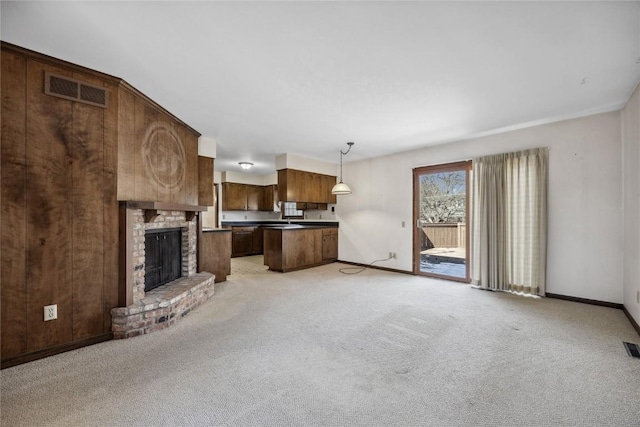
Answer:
[198,157,214,206]
[222,182,248,210]
[262,185,278,211]
[246,184,262,211]
[221,182,276,211]
[278,169,337,204]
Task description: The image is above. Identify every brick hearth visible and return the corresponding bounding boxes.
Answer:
[112,207,215,338]
[111,273,214,338]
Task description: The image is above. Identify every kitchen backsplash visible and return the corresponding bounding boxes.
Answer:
[221,211,280,221]
[220,205,337,222]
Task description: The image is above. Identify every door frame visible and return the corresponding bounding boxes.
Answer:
[412,160,472,282]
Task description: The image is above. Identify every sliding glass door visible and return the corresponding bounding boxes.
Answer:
[413,161,471,282]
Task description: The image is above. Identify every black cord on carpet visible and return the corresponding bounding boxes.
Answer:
[339,256,394,274]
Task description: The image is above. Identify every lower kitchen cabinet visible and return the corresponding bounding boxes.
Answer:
[252,227,264,254]
[199,229,231,282]
[264,226,338,272]
[322,228,338,261]
[229,226,264,257]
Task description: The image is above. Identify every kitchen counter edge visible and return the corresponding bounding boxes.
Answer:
[221,221,338,228]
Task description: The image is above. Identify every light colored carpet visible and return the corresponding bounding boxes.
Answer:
[2,263,639,426]
[230,255,272,277]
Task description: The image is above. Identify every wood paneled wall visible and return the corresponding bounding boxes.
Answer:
[1,46,119,362]
[1,42,202,365]
[117,88,199,205]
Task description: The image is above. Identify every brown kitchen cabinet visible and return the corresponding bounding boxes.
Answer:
[252,227,264,254]
[322,228,338,261]
[261,185,278,211]
[231,226,254,257]
[229,226,264,257]
[222,182,276,212]
[263,226,338,272]
[222,182,248,211]
[199,229,231,282]
[246,185,262,211]
[198,157,214,206]
[278,169,336,204]
[296,202,328,211]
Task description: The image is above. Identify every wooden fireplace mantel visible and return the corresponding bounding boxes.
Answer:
[121,201,208,222]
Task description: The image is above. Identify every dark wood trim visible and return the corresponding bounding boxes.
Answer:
[420,271,472,284]
[1,333,112,369]
[337,260,414,276]
[545,293,623,309]
[214,184,219,227]
[197,213,203,273]
[413,160,473,175]
[273,260,336,273]
[123,201,208,223]
[546,293,639,337]
[622,305,640,337]
[124,201,209,212]
[412,160,472,281]
[118,204,134,307]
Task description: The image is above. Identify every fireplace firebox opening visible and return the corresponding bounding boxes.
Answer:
[145,228,182,292]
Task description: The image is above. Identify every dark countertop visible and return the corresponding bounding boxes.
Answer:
[221,220,338,228]
[261,224,336,230]
[202,228,232,232]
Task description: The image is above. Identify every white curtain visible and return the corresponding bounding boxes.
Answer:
[471,147,548,295]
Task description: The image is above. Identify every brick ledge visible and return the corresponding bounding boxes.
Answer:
[111,272,215,339]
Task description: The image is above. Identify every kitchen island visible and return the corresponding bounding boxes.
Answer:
[263,225,338,272]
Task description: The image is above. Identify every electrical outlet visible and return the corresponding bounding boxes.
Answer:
[401,221,405,228]
[44,304,57,321]
[389,252,397,259]
[637,290,640,304]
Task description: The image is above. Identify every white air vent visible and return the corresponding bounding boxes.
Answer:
[44,71,109,108]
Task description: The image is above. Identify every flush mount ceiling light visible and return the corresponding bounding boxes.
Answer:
[239,162,253,170]
[331,142,355,195]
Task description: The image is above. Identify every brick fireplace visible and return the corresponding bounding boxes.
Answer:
[111,203,214,338]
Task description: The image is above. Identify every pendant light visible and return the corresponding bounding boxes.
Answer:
[332,142,355,195]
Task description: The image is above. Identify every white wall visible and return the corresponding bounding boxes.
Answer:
[621,85,640,325]
[221,171,276,186]
[198,136,217,158]
[338,111,624,303]
[275,153,337,176]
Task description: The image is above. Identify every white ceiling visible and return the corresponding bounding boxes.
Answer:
[2,1,639,175]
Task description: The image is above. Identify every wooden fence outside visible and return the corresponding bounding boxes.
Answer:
[422,223,466,249]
